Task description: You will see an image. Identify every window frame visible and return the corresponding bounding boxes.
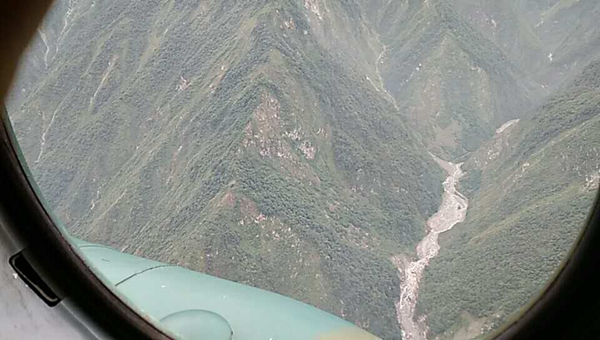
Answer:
[0,106,172,340]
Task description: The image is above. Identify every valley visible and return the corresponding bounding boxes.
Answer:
[6,0,600,339]
[418,59,600,339]
[395,157,468,340]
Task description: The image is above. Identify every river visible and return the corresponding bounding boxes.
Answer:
[393,156,469,340]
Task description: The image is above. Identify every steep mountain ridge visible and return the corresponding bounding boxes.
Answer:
[358,0,544,158]
[452,0,600,92]
[8,1,446,338]
[7,1,600,339]
[419,59,600,339]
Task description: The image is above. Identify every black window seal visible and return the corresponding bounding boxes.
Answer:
[0,105,173,340]
[492,190,600,339]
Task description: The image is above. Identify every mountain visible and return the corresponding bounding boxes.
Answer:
[452,0,600,91]
[7,0,600,339]
[359,0,545,158]
[540,0,600,88]
[418,59,600,339]
[7,1,448,338]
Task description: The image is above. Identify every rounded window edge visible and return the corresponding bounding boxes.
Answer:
[492,193,600,339]
[0,104,174,340]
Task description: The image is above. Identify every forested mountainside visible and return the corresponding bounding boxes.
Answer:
[360,0,544,158]
[451,0,600,98]
[6,0,600,339]
[8,1,444,338]
[419,59,600,339]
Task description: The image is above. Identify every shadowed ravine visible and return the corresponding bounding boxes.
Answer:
[393,156,469,340]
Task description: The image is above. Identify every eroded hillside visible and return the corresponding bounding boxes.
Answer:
[7,0,600,339]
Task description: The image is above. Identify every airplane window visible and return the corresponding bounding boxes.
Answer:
[5,0,600,339]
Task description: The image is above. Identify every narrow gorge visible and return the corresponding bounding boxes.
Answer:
[394,157,469,340]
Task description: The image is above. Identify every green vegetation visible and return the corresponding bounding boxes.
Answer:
[360,0,544,158]
[8,1,445,338]
[458,169,482,198]
[8,0,600,339]
[419,60,600,338]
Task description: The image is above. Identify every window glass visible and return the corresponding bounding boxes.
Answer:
[7,1,600,339]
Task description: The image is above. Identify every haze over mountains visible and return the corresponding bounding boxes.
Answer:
[7,0,600,339]
[420,58,600,338]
